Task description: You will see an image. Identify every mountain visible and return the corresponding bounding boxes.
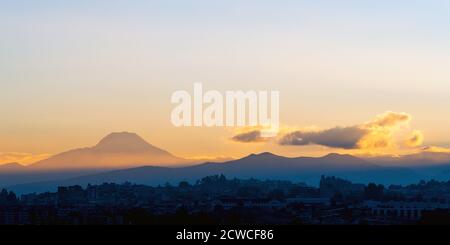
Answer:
[8,152,423,194]
[0,132,230,188]
[402,152,450,165]
[363,152,450,177]
[29,132,187,170]
[0,162,96,187]
[365,152,450,167]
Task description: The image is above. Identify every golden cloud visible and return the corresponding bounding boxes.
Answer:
[366,111,411,128]
[421,146,450,153]
[357,111,412,150]
[233,111,424,152]
[404,130,424,147]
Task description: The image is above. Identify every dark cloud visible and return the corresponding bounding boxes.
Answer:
[278,126,368,149]
[231,112,419,151]
[231,130,266,143]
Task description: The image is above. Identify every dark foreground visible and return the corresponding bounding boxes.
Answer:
[2,175,450,225]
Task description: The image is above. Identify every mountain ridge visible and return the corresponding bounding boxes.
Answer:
[7,152,422,194]
[3,132,450,194]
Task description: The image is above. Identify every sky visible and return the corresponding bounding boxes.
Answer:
[1,0,450,164]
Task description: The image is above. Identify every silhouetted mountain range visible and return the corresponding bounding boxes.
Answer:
[3,152,427,194]
[366,152,450,167]
[0,132,226,188]
[2,132,450,194]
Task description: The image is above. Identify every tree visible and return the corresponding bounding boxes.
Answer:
[178,181,191,188]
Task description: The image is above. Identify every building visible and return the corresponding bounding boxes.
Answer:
[364,200,450,220]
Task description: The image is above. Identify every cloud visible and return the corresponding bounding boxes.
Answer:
[232,111,422,152]
[279,126,367,149]
[0,152,51,165]
[231,130,267,143]
[230,111,421,150]
[357,111,413,150]
[421,146,450,153]
[405,130,424,147]
[280,111,414,150]
[366,111,411,128]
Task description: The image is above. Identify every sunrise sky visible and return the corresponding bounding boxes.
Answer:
[1,0,450,164]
